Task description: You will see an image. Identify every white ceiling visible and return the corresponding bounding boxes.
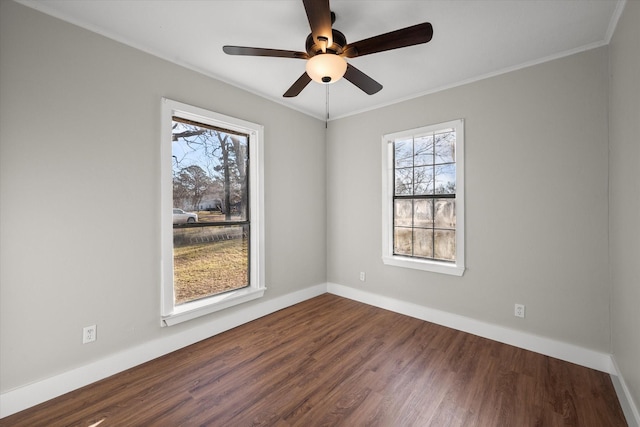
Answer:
[17,0,623,120]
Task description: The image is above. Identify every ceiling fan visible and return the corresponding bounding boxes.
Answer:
[222,0,433,98]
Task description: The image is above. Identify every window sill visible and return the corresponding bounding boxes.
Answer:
[161,287,266,327]
[382,255,465,276]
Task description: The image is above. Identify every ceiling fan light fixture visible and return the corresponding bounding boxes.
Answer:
[305,54,347,84]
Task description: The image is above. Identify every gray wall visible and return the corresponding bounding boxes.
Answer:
[0,0,326,392]
[327,46,611,352]
[609,0,640,413]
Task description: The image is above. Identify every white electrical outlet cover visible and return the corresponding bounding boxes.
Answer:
[83,325,97,344]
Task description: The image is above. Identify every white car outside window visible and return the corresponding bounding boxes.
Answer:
[172,208,197,224]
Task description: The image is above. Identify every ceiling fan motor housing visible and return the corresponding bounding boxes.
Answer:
[305,29,347,56]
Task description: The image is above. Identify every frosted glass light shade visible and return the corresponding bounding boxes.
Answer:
[305,54,347,84]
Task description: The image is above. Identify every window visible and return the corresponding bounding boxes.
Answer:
[382,119,465,276]
[161,98,264,326]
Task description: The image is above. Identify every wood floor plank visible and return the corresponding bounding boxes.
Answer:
[0,294,628,426]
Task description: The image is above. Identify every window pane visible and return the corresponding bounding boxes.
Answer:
[395,167,414,195]
[394,227,413,255]
[173,225,249,305]
[172,119,249,222]
[434,199,456,229]
[414,135,433,166]
[394,199,413,227]
[394,138,413,168]
[413,166,434,195]
[435,130,455,164]
[434,230,456,261]
[435,164,456,194]
[413,228,433,258]
[414,199,433,227]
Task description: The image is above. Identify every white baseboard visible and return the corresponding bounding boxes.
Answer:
[327,283,614,374]
[611,356,640,427]
[0,284,327,419]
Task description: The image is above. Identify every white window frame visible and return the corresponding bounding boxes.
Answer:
[160,98,265,326]
[381,119,465,276]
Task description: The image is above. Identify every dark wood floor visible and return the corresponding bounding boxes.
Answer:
[1,294,627,426]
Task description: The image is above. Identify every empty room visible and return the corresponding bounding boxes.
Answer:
[0,0,638,425]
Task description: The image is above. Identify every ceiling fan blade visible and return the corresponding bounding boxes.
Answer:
[343,64,382,95]
[302,0,333,45]
[342,23,433,58]
[223,46,309,59]
[283,73,312,97]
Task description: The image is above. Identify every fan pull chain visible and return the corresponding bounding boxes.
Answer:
[325,84,329,128]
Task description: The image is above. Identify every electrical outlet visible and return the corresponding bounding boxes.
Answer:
[514,304,525,318]
[359,272,366,282]
[83,325,97,344]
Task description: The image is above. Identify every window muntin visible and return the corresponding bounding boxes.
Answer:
[382,119,465,276]
[161,99,264,325]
